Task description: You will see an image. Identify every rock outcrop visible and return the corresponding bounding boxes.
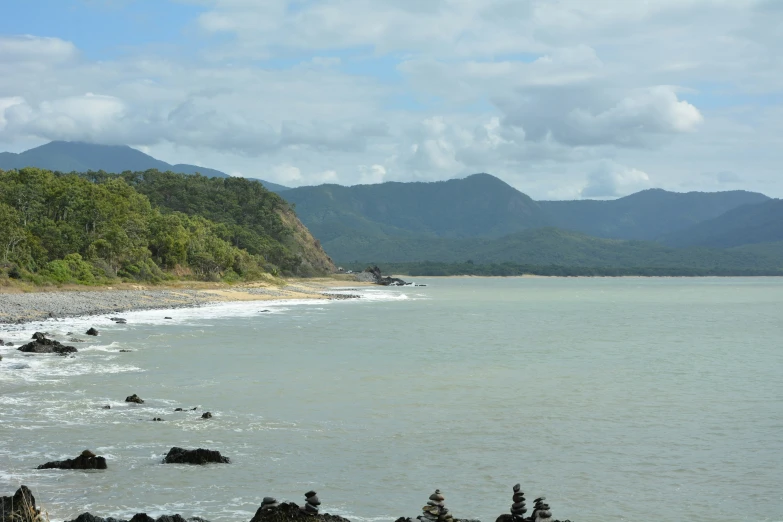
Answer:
[18,334,77,355]
[360,266,409,286]
[37,450,107,470]
[162,447,229,465]
[86,328,99,336]
[249,501,350,522]
[1,486,44,522]
[66,514,209,522]
[125,394,144,404]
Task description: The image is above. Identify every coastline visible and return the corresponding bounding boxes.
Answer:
[0,278,370,324]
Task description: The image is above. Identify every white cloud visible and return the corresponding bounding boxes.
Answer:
[358,164,388,185]
[0,1,781,197]
[0,35,77,63]
[581,162,652,198]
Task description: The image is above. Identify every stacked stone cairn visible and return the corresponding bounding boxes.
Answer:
[418,489,453,522]
[531,497,552,522]
[258,497,279,513]
[301,491,320,515]
[510,484,526,520]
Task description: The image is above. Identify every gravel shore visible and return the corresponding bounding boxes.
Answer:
[0,280,362,324]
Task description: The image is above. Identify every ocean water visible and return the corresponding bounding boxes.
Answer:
[1,278,782,522]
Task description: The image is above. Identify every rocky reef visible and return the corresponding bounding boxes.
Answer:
[162,447,230,465]
[17,333,77,355]
[37,450,107,470]
[3,485,573,522]
[357,266,409,286]
[66,514,210,522]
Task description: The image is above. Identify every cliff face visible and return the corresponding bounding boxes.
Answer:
[277,207,336,276]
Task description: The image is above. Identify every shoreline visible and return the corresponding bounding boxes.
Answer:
[0,278,370,324]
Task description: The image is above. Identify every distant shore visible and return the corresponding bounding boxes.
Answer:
[0,278,369,324]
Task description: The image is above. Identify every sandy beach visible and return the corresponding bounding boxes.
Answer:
[0,277,369,324]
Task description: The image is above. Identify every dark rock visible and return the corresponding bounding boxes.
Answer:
[362,266,409,287]
[190,407,198,411]
[69,338,86,343]
[110,317,127,323]
[156,516,188,522]
[66,513,109,522]
[5,342,13,346]
[125,394,144,404]
[119,349,132,353]
[103,405,111,409]
[86,328,99,336]
[37,450,107,470]
[174,408,184,412]
[129,515,155,522]
[249,502,350,522]
[152,418,163,422]
[259,310,270,313]
[1,485,40,522]
[0,339,4,346]
[162,447,229,465]
[164,317,172,320]
[18,336,77,354]
[201,412,212,419]
[65,514,206,522]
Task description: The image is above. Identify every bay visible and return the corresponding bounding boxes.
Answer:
[1,277,782,522]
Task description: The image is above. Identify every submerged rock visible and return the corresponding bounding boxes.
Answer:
[37,450,107,470]
[125,394,144,404]
[162,447,229,465]
[18,335,77,355]
[1,485,43,522]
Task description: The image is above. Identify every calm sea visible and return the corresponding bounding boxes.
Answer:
[1,278,782,522]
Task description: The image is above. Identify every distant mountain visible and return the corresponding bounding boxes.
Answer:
[283,173,551,241]
[283,174,777,267]
[538,188,770,241]
[660,199,783,248]
[327,227,783,271]
[0,141,290,193]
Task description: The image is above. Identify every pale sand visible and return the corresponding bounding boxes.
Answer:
[0,277,371,324]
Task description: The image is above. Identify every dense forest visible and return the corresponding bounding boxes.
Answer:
[0,168,333,285]
[342,261,783,278]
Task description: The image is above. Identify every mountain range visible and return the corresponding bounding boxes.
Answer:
[2,141,781,272]
[282,175,782,265]
[0,141,291,193]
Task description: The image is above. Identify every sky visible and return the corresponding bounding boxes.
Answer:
[0,0,782,199]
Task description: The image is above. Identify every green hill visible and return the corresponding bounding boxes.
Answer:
[283,173,551,239]
[538,188,770,240]
[0,141,290,193]
[330,227,782,272]
[0,167,332,285]
[660,199,783,248]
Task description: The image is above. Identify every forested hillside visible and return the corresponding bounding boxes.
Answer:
[660,199,783,248]
[329,227,783,272]
[539,188,769,240]
[0,168,332,285]
[282,173,551,240]
[0,141,290,193]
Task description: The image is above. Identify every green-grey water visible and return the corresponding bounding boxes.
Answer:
[1,278,782,522]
